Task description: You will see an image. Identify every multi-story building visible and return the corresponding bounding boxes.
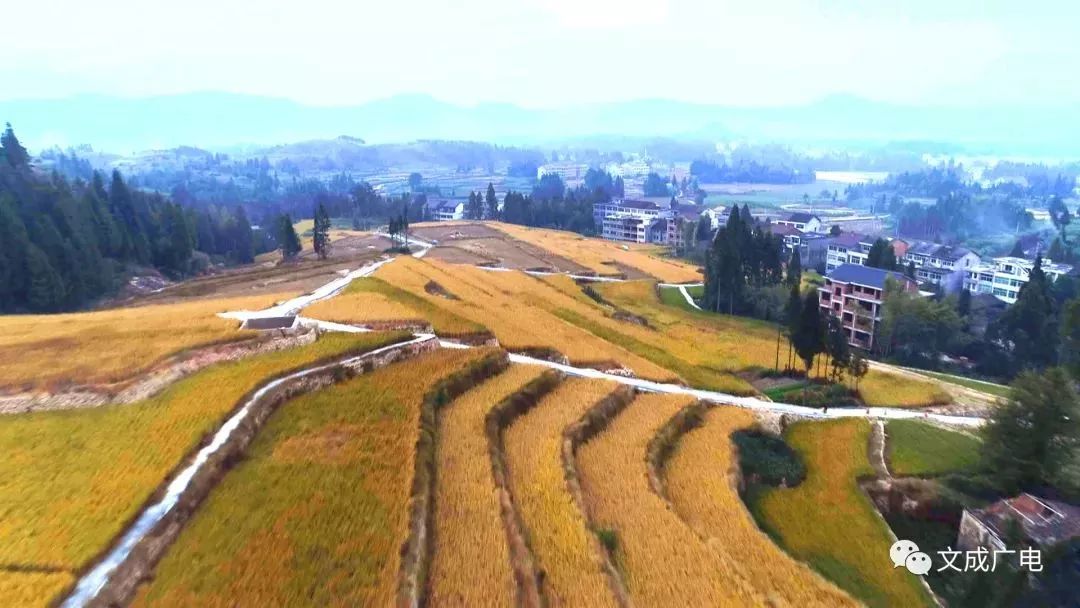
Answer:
[426,199,465,221]
[902,240,981,293]
[964,257,1075,305]
[825,233,908,272]
[768,224,829,268]
[774,212,822,233]
[825,233,875,271]
[595,199,683,246]
[819,263,918,350]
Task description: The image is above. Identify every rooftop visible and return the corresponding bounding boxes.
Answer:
[969,494,1080,548]
[825,263,912,290]
[905,240,976,262]
[785,212,820,224]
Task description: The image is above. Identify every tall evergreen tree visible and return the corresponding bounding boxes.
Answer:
[793,290,825,374]
[992,257,1059,369]
[0,122,29,168]
[785,249,802,288]
[485,182,498,219]
[313,203,331,260]
[277,214,302,260]
[865,238,897,270]
[981,368,1079,494]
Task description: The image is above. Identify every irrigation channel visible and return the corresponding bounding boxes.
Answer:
[63,251,985,606]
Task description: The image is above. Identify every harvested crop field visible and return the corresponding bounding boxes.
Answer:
[0,294,292,393]
[504,378,620,607]
[0,331,408,600]
[664,408,858,607]
[490,222,702,282]
[428,364,548,606]
[307,275,486,337]
[374,257,677,380]
[132,347,493,607]
[748,419,932,607]
[577,393,767,606]
[411,221,594,274]
[129,256,380,306]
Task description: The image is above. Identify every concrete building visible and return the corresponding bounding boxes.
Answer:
[819,214,886,235]
[595,198,682,246]
[768,224,829,268]
[774,212,822,233]
[537,163,587,182]
[825,233,907,272]
[902,240,982,293]
[958,494,1080,552]
[427,199,465,221]
[964,257,1075,305]
[819,263,918,350]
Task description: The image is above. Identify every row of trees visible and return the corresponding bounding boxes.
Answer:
[690,159,814,185]
[703,205,785,315]
[0,124,242,312]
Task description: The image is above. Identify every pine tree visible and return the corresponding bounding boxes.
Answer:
[231,206,255,263]
[786,249,802,288]
[26,245,64,312]
[793,290,825,375]
[1,122,30,169]
[485,182,498,219]
[278,214,302,261]
[313,203,331,260]
[981,368,1079,494]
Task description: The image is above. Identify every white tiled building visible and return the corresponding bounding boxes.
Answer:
[965,257,1075,304]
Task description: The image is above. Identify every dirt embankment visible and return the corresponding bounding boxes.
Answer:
[483,371,563,608]
[397,351,510,608]
[561,386,637,608]
[85,336,439,608]
[0,331,318,415]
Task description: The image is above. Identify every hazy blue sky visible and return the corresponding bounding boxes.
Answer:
[4,0,1076,108]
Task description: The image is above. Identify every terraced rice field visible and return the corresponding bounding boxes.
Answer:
[132,347,493,607]
[503,378,620,607]
[0,331,407,606]
[0,572,74,608]
[489,222,702,283]
[428,364,547,606]
[0,293,291,392]
[577,393,766,606]
[373,257,678,381]
[665,408,859,607]
[747,419,932,607]
[596,281,946,407]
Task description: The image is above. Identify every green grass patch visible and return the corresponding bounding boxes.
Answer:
[907,369,1010,398]
[887,420,981,476]
[747,419,934,608]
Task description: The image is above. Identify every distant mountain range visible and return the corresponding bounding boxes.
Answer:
[2,92,1077,156]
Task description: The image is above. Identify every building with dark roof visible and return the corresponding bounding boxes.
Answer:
[819,263,918,350]
[425,199,465,221]
[774,212,822,233]
[901,240,981,293]
[958,494,1080,552]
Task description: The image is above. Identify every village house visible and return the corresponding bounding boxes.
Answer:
[426,199,465,221]
[818,263,918,350]
[774,212,822,233]
[958,494,1080,552]
[965,256,1075,305]
[902,240,981,294]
